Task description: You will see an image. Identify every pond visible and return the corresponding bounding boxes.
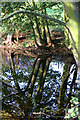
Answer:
[0,48,79,120]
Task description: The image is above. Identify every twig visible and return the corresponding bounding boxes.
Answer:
[33,111,64,118]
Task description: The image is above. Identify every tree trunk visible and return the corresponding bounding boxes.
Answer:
[58,63,71,115]
[36,57,51,104]
[41,7,52,46]
[30,0,43,45]
[64,2,80,66]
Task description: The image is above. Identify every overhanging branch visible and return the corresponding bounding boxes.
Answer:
[0,10,75,45]
[0,10,66,26]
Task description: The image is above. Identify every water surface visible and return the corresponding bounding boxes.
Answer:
[1,49,79,119]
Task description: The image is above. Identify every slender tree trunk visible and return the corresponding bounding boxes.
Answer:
[28,58,41,97]
[10,53,23,96]
[27,15,38,47]
[58,63,71,112]
[41,9,48,45]
[45,12,52,45]
[36,57,51,104]
[41,3,52,46]
[30,0,43,45]
[25,57,38,91]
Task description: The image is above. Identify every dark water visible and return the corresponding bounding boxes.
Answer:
[0,49,79,120]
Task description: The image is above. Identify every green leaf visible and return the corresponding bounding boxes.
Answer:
[78,116,80,119]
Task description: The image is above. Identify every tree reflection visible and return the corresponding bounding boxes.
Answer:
[58,62,78,115]
[2,51,78,119]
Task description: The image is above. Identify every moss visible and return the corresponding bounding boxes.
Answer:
[64,2,79,63]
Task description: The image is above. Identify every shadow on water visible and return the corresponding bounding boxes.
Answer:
[1,49,79,120]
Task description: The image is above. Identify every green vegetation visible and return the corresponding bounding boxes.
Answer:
[1,2,63,47]
[1,2,80,120]
[65,97,80,120]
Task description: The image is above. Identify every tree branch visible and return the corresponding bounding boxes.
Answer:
[0,10,66,26]
[0,10,75,46]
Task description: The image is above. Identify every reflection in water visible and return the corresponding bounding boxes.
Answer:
[1,50,79,119]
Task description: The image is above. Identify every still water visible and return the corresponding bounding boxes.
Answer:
[0,49,79,120]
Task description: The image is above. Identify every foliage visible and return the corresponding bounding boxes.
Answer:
[1,2,64,47]
[46,2,63,31]
[1,2,32,36]
[65,97,80,120]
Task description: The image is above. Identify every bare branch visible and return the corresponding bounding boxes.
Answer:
[0,10,66,26]
[0,10,75,47]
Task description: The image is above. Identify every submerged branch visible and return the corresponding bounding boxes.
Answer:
[33,111,64,119]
